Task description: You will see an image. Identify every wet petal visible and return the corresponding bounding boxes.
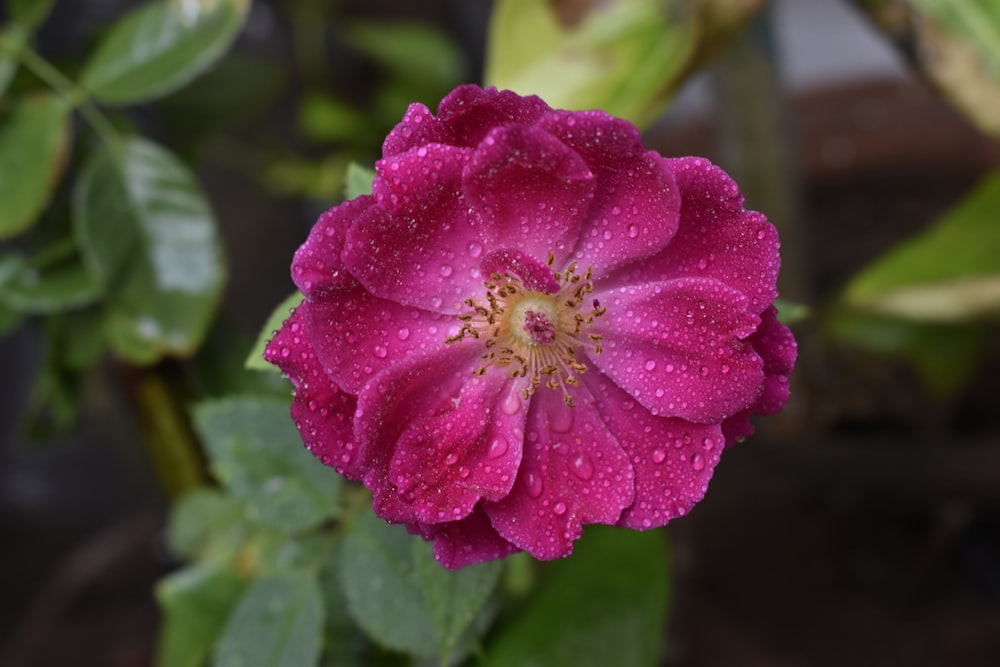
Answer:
[608,156,780,314]
[357,347,527,526]
[291,196,377,299]
[485,388,633,560]
[263,307,362,478]
[749,306,797,415]
[384,85,551,157]
[584,373,723,529]
[539,110,681,275]
[464,123,595,263]
[411,506,521,570]
[303,284,451,394]
[591,278,765,422]
[343,144,481,313]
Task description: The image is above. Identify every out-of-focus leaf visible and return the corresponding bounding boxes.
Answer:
[0,94,71,239]
[0,26,26,97]
[214,574,323,667]
[338,510,438,658]
[194,397,342,533]
[0,302,20,337]
[344,21,466,96]
[245,291,303,371]
[167,488,249,563]
[842,168,1000,322]
[485,0,697,129]
[80,0,249,105]
[265,154,351,199]
[774,298,810,325]
[9,0,57,29]
[826,310,986,397]
[856,0,1000,138]
[299,94,379,145]
[343,163,375,200]
[0,252,99,314]
[74,136,225,364]
[46,307,106,370]
[481,526,670,667]
[319,545,370,667]
[155,564,248,667]
[411,539,502,661]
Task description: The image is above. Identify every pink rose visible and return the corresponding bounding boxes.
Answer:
[265,85,796,569]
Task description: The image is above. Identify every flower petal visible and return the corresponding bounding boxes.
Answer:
[356,347,527,526]
[591,278,764,422]
[485,387,634,560]
[538,110,681,275]
[263,307,361,478]
[291,196,377,299]
[343,144,481,313]
[464,124,595,263]
[749,306,797,415]
[584,373,723,529]
[383,85,551,157]
[303,284,452,394]
[411,507,521,570]
[607,156,780,314]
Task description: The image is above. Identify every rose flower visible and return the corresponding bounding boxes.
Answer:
[265,85,796,569]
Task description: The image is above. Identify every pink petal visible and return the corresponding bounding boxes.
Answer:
[591,277,765,423]
[383,85,550,157]
[606,156,780,314]
[303,284,451,394]
[464,124,595,263]
[485,387,634,560]
[291,196,376,299]
[343,144,482,313]
[538,110,681,274]
[749,306,797,415]
[263,307,362,478]
[584,373,724,529]
[411,507,521,570]
[356,347,527,526]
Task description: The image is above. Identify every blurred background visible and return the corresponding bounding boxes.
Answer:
[1,0,998,665]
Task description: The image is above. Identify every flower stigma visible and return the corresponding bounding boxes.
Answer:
[446,253,605,406]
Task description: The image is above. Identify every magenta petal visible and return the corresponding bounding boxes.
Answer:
[383,85,550,157]
[749,306,797,415]
[303,284,451,394]
[612,156,780,313]
[291,196,377,299]
[465,124,595,262]
[584,373,723,529]
[485,388,633,560]
[412,507,521,570]
[592,278,765,422]
[343,144,482,313]
[263,307,361,478]
[538,110,681,275]
[357,348,527,526]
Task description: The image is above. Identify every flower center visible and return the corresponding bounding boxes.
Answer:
[446,252,605,407]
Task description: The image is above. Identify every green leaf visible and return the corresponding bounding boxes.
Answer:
[245,291,304,371]
[167,488,250,563]
[825,310,986,397]
[9,0,57,29]
[0,301,20,337]
[0,26,27,98]
[0,93,71,239]
[343,163,375,200]
[80,0,250,105]
[485,0,697,129]
[214,574,324,667]
[74,136,225,363]
[412,539,503,660]
[842,168,1000,322]
[482,526,670,667]
[319,544,371,667]
[0,252,99,314]
[155,564,248,667]
[194,397,342,534]
[299,94,380,146]
[344,21,466,95]
[338,510,438,658]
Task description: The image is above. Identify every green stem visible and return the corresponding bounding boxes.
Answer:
[13,44,123,154]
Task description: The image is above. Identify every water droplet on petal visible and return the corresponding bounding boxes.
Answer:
[444,452,458,466]
[501,392,521,415]
[397,327,410,341]
[467,241,483,258]
[645,360,656,371]
[571,455,594,480]
[440,264,453,277]
[652,448,666,464]
[525,470,543,498]
[553,501,567,515]
[692,454,705,471]
[702,437,715,451]
[627,224,639,238]
[488,437,509,459]
[374,345,388,358]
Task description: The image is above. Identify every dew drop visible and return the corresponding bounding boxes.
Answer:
[692,454,705,471]
[374,345,388,359]
[467,241,483,258]
[280,346,290,358]
[397,327,410,341]
[488,437,509,459]
[652,448,667,464]
[440,264,453,277]
[571,455,594,481]
[627,224,639,238]
[501,392,521,415]
[525,470,543,498]
[458,466,470,478]
[702,437,715,451]
[444,452,459,466]
[553,502,567,515]
[644,360,656,371]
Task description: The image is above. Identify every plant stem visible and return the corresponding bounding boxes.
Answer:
[13,44,123,154]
